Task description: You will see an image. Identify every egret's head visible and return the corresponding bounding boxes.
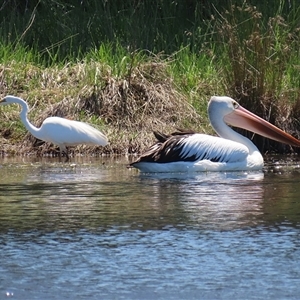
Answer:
[0,96,28,109]
[1,95,20,105]
[0,97,8,105]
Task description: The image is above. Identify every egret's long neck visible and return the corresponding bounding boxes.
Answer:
[17,99,42,139]
[210,115,259,153]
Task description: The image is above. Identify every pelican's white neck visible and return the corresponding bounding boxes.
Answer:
[208,99,259,154]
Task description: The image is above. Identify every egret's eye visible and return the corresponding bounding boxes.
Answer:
[232,101,239,109]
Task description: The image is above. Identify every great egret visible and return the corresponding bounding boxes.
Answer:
[0,95,108,159]
[130,96,300,172]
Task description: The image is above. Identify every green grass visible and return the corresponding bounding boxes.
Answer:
[168,46,223,113]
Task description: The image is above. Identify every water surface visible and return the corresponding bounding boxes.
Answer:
[1,156,300,299]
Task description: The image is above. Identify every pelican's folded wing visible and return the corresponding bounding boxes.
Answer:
[132,133,249,164]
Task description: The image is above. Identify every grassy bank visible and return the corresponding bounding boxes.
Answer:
[0,49,214,156]
[0,1,299,156]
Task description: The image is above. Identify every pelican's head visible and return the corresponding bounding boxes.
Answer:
[208,95,300,148]
[208,96,239,131]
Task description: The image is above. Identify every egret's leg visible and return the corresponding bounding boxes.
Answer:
[64,151,69,161]
[59,145,69,161]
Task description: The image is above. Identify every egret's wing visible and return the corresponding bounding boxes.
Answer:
[41,117,108,146]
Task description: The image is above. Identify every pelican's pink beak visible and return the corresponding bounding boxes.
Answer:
[224,105,300,147]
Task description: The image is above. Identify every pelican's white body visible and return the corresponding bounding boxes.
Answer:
[133,134,263,173]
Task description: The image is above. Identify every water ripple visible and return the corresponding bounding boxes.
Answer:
[1,157,300,299]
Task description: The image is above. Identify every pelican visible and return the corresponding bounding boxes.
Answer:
[0,95,108,159]
[130,96,300,172]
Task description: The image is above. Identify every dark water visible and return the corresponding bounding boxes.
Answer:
[1,156,300,299]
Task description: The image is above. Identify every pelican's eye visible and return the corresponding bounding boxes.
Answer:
[232,101,239,109]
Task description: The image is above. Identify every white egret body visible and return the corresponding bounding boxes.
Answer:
[0,95,108,159]
[130,96,300,172]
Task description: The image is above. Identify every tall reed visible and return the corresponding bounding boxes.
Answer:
[212,1,300,151]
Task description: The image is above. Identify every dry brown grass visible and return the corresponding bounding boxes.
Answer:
[0,60,204,157]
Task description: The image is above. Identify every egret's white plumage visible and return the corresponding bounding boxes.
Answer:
[0,95,108,159]
[130,96,300,173]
